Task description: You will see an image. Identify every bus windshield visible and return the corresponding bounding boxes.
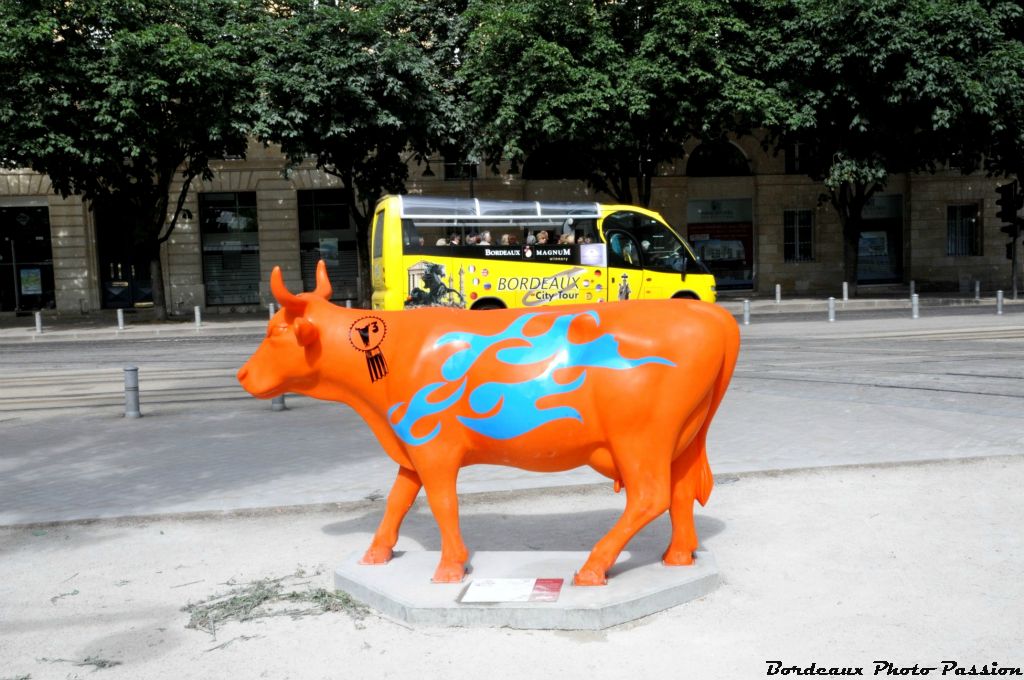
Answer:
[602,210,708,274]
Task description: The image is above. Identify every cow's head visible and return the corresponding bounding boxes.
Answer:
[236,261,332,399]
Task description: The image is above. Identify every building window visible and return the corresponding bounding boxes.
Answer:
[947,204,981,256]
[199,192,260,305]
[783,209,814,262]
[444,158,478,181]
[298,189,358,300]
[686,139,751,177]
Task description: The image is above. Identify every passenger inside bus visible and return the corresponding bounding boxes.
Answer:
[608,232,640,266]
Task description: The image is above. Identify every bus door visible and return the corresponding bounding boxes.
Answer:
[605,230,645,301]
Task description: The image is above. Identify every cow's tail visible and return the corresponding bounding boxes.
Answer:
[694,449,714,506]
[693,304,741,507]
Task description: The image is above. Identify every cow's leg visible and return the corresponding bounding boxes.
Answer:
[662,447,707,565]
[361,466,422,565]
[418,465,469,583]
[575,448,672,586]
[663,395,716,566]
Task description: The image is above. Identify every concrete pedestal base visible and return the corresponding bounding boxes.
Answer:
[334,550,719,630]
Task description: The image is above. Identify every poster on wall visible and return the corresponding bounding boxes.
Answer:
[20,268,42,295]
[319,237,340,267]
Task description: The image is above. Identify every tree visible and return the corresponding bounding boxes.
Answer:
[253,0,458,303]
[460,0,770,206]
[0,0,262,317]
[972,2,1024,180]
[764,0,1022,292]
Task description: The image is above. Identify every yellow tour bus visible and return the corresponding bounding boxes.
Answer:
[370,195,716,311]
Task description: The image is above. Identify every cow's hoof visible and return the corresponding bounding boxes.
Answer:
[573,569,607,586]
[661,549,695,566]
[431,563,466,583]
[359,546,393,565]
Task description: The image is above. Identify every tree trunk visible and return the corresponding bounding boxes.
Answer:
[841,218,861,298]
[339,177,373,309]
[831,182,872,299]
[148,244,168,321]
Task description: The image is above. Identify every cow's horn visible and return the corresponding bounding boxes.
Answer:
[314,260,333,299]
[270,266,307,315]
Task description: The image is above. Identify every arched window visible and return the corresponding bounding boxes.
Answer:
[686,140,751,177]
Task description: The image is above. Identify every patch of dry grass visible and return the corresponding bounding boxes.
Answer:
[182,567,370,638]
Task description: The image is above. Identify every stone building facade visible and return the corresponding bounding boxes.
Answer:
[0,136,1016,315]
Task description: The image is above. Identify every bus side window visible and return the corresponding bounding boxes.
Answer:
[401,219,421,248]
[607,230,642,268]
[575,218,598,244]
[492,226,519,246]
[372,212,385,259]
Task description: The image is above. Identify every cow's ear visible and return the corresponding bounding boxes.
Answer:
[294,318,319,347]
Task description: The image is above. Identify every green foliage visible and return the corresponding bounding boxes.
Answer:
[762,0,1024,281]
[461,0,776,205]
[767,0,1023,188]
[253,0,458,226]
[0,0,261,253]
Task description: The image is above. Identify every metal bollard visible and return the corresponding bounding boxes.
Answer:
[194,305,202,329]
[911,294,919,319]
[345,299,353,309]
[269,302,276,318]
[117,308,125,330]
[742,299,751,326]
[997,290,1004,315]
[272,394,286,412]
[34,311,42,334]
[123,366,141,418]
[842,281,849,302]
[827,297,836,323]
[909,280,915,299]
[974,280,981,301]
[775,284,781,304]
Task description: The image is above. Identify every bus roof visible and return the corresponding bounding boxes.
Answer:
[396,195,601,220]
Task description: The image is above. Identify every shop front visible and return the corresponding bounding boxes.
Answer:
[685,198,755,290]
[0,202,55,312]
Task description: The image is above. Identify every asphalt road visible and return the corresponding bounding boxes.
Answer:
[1,307,1022,524]
[2,304,1022,419]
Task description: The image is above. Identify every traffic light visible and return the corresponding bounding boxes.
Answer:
[1002,222,1021,239]
[996,181,1023,224]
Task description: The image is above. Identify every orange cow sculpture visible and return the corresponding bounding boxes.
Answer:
[238,261,740,586]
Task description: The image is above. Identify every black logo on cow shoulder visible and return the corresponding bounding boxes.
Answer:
[348,316,389,383]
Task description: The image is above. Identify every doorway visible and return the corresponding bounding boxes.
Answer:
[856,195,904,285]
[0,204,56,311]
[94,202,154,309]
